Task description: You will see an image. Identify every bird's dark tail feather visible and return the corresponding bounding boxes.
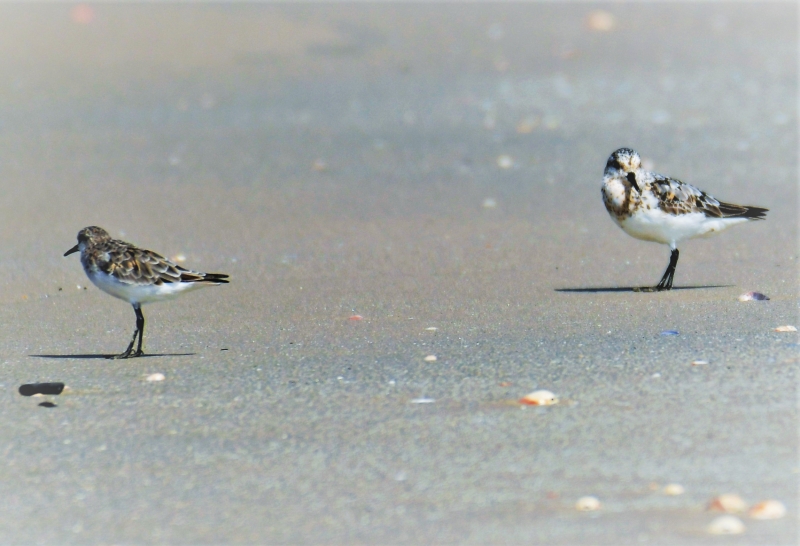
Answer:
[180,272,230,284]
[717,202,768,220]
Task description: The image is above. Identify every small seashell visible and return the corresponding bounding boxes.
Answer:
[663,483,685,496]
[586,10,615,32]
[496,155,514,169]
[774,325,797,332]
[146,373,165,382]
[708,493,748,513]
[748,500,786,520]
[519,390,559,406]
[575,496,601,511]
[660,330,679,336]
[707,515,745,535]
[425,327,438,331]
[410,398,435,404]
[691,359,709,366]
[516,117,540,134]
[738,291,769,302]
[348,315,363,321]
[423,355,437,362]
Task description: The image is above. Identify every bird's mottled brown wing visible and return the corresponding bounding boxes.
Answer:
[649,175,721,216]
[98,243,185,286]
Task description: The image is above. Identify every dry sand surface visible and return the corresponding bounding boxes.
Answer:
[0,4,796,544]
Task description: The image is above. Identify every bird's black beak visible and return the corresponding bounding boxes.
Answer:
[64,244,79,257]
[626,172,641,193]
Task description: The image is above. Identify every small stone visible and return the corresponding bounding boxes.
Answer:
[519,390,559,406]
[423,355,437,362]
[575,496,600,511]
[748,500,786,520]
[774,325,797,332]
[707,515,745,535]
[146,373,166,382]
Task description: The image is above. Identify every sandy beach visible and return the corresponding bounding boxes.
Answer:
[0,4,796,544]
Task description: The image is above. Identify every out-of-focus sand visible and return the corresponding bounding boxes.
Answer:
[0,4,795,544]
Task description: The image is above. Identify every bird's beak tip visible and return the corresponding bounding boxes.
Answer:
[64,245,79,257]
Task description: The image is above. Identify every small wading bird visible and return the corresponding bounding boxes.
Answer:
[601,148,767,291]
[65,226,229,358]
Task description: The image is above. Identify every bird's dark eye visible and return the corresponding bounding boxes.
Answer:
[627,172,636,184]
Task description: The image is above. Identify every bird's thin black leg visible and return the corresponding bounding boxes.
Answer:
[655,248,679,291]
[109,304,145,359]
[133,305,145,357]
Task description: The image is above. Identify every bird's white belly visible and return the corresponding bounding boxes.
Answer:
[617,208,746,246]
[87,270,205,305]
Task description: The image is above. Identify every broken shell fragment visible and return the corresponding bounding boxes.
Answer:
[575,496,600,511]
[738,291,769,301]
[774,325,797,332]
[146,373,166,382]
[691,360,709,366]
[708,493,748,513]
[663,483,685,496]
[423,355,437,362]
[707,515,745,535]
[748,500,786,520]
[348,315,364,321]
[519,390,559,406]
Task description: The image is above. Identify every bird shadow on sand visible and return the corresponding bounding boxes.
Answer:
[30,353,196,360]
[555,285,732,293]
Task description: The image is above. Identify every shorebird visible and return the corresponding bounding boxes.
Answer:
[65,226,229,358]
[601,148,767,291]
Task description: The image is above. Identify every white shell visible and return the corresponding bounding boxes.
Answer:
[575,496,601,511]
[748,500,786,520]
[663,483,685,496]
[774,325,797,332]
[519,390,559,406]
[708,493,747,513]
[423,355,437,362]
[146,373,166,382]
[707,515,745,535]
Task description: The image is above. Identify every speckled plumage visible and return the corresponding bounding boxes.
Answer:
[601,148,767,290]
[65,226,229,358]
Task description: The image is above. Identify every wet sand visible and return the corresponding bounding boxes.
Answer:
[0,4,796,544]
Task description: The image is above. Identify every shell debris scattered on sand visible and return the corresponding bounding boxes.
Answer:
[774,325,797,332]
[146,373,166,382]
[423,355,437,362]
[585,10,615,31]
[663,483,685,496]
[707,515,745,535]
[738,291,769,301]
[748,500,786,520]
[519,390,559,406]
[575,496,601,511]
[496,155,514,169]
[708,493,748,513]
